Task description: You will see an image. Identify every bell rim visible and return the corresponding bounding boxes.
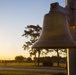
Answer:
[32,45,76,49]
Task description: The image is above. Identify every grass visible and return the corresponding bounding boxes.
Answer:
[0,62,66,75]
[0,62,35,67]
[0,71,53,75]
[0,62,66,68]
[0,62,66,71]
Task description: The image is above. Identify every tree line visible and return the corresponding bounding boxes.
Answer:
[0,55,66,67]
[14,55,66,66]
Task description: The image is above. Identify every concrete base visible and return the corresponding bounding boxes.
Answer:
[68,48,76,75]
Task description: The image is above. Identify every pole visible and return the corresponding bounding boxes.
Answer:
[66,0,76,75]
[69,49,76,75]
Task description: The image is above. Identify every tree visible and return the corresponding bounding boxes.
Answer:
[15,55,25,64]
[27,57,32,62]
[54,49,60,67]
[59,49,67,68]
[44,49,66,67]
[54,49,66,67]
[22,25,42,66]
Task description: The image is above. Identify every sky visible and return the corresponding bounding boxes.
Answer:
[0,0,65,60]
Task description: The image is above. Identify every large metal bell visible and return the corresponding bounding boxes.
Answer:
[32,3,76,49]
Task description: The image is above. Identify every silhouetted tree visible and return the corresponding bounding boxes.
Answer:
[22,25,42,66]
[27,57,32,62]
[54,49,60,67]
[44,49,66,67]
[15,55,25,64]
[59,49,67,68]
[54,49,66,67]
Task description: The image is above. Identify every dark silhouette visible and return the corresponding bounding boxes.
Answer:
[27,57,32,62]
[15,55,25,64]
[54,49,66,67]
[22,25,42,66]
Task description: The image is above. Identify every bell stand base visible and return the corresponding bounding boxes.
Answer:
[67,48,76,75]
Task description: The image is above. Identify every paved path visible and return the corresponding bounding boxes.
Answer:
[0,67,66,74]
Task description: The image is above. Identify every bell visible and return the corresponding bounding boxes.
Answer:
[32,3,76,49]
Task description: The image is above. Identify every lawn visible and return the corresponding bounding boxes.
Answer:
[0,62,66,75]
[0,71,53,75]
[0,62,66,68]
